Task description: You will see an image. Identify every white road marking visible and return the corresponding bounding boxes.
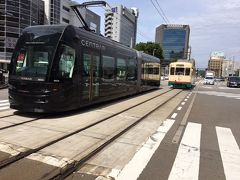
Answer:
[181,102,185,105]
[169,122,201,180]
[171,113,178,119]
[0,106,9,111]
[0,142,28,156]
[115,119,175,180]
[197,91,240,100]
[0,102,9,107]
[184,99,188,101]
[177,107,182,111]
[216,127,240,180]
[201,86,213,89]
[27,153,74,168]
[0,100,9,111]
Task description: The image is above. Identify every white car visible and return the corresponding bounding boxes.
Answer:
[204,77,215,85]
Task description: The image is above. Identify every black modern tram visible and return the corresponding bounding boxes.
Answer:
[8,25,161,112]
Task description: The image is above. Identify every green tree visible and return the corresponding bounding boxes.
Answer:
[135,42,163,59]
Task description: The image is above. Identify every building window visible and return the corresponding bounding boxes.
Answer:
[62,6,70,12]
[62,17,69,24]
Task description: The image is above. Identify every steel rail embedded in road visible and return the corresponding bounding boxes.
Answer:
[48,89,183,179]
[0,88,174,170]
[0,89,172,131]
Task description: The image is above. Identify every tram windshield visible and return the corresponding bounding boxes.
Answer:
[15,45,53,81]
[11,30,62,81]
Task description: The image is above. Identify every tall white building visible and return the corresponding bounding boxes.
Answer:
[105,5,138,47]
[43,0,61,24]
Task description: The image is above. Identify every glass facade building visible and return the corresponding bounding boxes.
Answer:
[0,0,44,69]
[155,24,190,67]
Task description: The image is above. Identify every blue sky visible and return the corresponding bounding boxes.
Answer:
[78,0,240,68]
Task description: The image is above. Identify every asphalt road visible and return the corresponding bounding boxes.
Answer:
[136,80,240,180]
[0,80,239,180]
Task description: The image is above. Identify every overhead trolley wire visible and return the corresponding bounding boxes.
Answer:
[154,0,170,23]
[150,0,169,24]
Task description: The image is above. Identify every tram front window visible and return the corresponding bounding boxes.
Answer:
[15,45,53,81]
[176,68,184,75]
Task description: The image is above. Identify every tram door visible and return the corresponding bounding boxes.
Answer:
[82,52,100,103]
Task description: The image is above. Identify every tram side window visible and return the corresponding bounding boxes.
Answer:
[83,54,91,77]
[59,44,75,79]
[185,68,190,76]
[176,68,184,75]
[147,64,153,74]
[170,67,175,75]
[102,55,114,80]
[116,58,127,80]
[153,66,160,75]
[127,59,137,80]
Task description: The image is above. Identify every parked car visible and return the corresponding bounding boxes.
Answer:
[227,76,240,87]
[204,76,215,85]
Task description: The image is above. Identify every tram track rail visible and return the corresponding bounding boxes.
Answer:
[0,88,174,169]
[0,88,172,132]
[52,89,183,180]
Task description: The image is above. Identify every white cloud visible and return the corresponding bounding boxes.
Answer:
[168,0,240,67]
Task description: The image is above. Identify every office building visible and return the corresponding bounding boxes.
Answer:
[0,0,101,70]
[44,0,100,34]
[43,0,60,24]
[155,24,190,67]
[60,0,100,34]
[208,51,225,78]
[0,0,44,70]
[105,5,138,47]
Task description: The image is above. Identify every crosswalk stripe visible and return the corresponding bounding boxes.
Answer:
[116,119,175,180]
[216,127,240,180]
[168,122,201,180]
[0,106,9,111]
[0,103,9,107]
[0,100,9,111]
